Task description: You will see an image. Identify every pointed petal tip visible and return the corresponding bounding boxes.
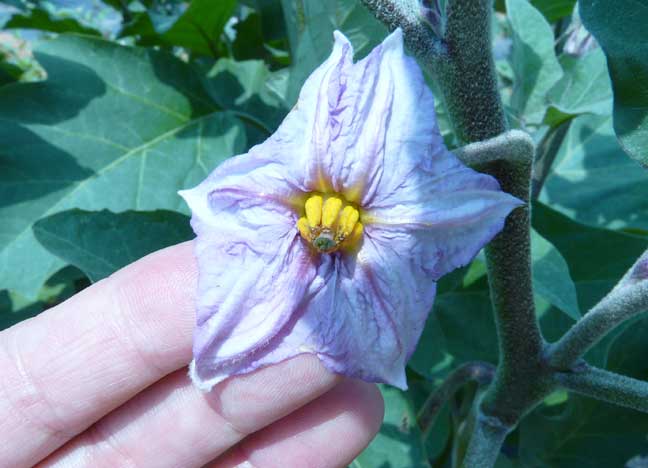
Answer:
[332,30,351,45]
[177,188,190,202]
[391,374,409,391]
[382,27,405,53]
[189,359,224,393]
[332,30,354,56]
[177,184,202,207]
[507,193,526,210]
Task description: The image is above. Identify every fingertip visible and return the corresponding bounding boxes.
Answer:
[218,378,385,468]
[105,241,198,366]
[346,380,385,442]
[206,354,341,435]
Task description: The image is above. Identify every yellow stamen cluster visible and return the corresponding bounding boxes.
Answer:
[297,194,363,253]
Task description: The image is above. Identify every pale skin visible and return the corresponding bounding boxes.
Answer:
[0,242,384,467]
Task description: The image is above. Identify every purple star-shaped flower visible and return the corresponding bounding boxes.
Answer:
[180,29,522,391]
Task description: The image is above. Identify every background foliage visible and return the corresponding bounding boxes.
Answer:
[1,0,647,466]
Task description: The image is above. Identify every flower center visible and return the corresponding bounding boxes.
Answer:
[297,194,363,253]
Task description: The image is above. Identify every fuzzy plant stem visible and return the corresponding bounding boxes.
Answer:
[456,132,545,406]
[461,406,511,468]
[548,253,648,369]
[361,1,545,465]
[456,130,546,434]
[360,0,505,142]
[555,364,648,414]
[431,0,507,142]
[460,130,550,468]
[417,361,495,434]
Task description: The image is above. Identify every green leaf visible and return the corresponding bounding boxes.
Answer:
[532,202,646,364]
[539,114,648,231]
[546,48,612,126]
[0,265,87,331]
[580,0,648,167]
[231,4,289,66]
[409,289,498,380]
[280,0,388,104]
[497,0,578,21]
[122,0,237,57]
[506,0,563,125]
[203,58,289,134]
[531,229,580,321]
[524,204,648,464]
[533,202,646,312]
[248,0,288,43]
[519,315,648,466]
[353,386,430,468]
[33,209,193,281]
[530,0,576,22]
[0,58,22,86]
[4,7,101,36]
[0,35,246,298]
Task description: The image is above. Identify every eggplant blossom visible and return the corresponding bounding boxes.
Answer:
[180,29,522,391]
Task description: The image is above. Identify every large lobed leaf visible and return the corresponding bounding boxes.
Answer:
[532,202,646,370]
[280,0,388,104]
[580,0,648,167]
[545,48,612,126]
[33,209,194,282]
[4,7,101,36]
[0,34,247,298]
[520,315,648,466]
[506,0,563,126]
[531,229,580,321]
[120,0,237,57]
[540,115,648,231]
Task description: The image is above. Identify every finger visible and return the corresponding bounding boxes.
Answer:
[0,242,197,467]
[40,354,340,468]
[211,379,384,468]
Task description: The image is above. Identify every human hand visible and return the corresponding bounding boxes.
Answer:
[0,242,384,467]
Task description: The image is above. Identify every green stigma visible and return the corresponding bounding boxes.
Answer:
[313,236,336,252]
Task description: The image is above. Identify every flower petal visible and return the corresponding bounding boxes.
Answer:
[181,29,523,392]
[293,28,449,207]
[180,156,317,392]
[297,30,402,203]
[185,238,436,391]
[297,241,438,389]
[364,150,523,279]
[268,31,355,193]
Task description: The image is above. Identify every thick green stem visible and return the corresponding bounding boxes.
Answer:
[359,0,445,58]
[458,131,546,427]
[362,1,545,464]
[431,0,506,142]
[548,275,648,369]
[361,0,505,142]
[417,361,495,434]
[460,403,511,468]
[555,364,648,414]
[454,130,534,167]
[456,133,543,404]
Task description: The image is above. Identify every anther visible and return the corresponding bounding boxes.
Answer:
[297,194,362,253]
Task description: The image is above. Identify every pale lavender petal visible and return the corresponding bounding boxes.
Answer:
[298,30,407,204]
[180,156,317,391]
[271,32,355,193]
[297,239,437,389]
[364,149,522,279]
[184,237,436,391]
[181,29,523,392]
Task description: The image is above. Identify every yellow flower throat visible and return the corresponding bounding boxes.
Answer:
[297,194,363,253]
